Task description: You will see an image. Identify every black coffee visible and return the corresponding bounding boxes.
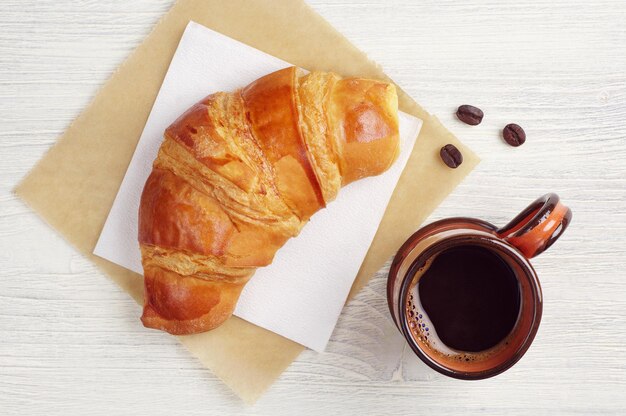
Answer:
[415,245,520,352]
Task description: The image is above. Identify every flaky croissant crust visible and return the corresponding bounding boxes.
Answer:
[138,67,399,335]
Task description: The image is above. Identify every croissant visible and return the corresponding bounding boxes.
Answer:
[138,66,399,335]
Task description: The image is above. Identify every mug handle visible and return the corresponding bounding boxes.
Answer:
[497,193,572,258]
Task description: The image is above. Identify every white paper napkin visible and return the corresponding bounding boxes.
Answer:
[94,21,422,352]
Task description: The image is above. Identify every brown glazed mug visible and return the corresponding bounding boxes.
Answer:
[387,193,572,379]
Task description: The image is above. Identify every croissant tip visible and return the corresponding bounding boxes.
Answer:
[141,304,232,336]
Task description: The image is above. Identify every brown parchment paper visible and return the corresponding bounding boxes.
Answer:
[15,0,478,404]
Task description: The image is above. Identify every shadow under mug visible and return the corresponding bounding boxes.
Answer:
[387,193,572,379]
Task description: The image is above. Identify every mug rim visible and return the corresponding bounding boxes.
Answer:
[396,229,543,380]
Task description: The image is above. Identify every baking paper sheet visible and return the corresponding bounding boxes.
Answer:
[15,0,479,403]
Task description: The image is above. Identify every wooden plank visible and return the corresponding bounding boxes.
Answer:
[1,0,625,414]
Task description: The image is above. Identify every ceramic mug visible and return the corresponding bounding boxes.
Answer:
[387,193,572,379]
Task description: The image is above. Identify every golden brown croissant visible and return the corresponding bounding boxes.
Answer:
[138,67,399,335]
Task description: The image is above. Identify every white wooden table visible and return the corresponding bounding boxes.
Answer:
[2,1,625,414]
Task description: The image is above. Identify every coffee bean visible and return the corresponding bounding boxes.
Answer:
[502,124,526,147]
[456,105,484,126]
[440,144,463,168]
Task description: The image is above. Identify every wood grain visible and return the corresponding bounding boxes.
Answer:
[1,0,625,414]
